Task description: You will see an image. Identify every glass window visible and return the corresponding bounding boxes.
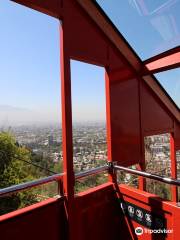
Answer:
[96,0,180,60]
[145,133,171,200]
[70,60,108,193]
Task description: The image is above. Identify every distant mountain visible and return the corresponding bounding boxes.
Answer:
[0,105,58,126]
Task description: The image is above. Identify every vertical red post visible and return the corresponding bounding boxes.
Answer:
[105,68,116,183]
[60,21,74,199]
[60,21,75,239]
[105,69,112,162]
[138,79,146,191]
[170,132,178,202]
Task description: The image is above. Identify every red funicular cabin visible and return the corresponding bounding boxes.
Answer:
[0,0,180,240]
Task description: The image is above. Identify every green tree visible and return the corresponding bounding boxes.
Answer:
[0,132,37,215]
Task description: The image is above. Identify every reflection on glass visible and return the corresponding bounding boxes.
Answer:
[96,0,180,60]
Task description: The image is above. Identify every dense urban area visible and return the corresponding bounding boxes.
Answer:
[0,124,180,215]
[5,123,107,172]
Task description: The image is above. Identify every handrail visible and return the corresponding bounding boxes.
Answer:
[0,173,64,197]
[0,165,108,197]
[75,165,108,180]
[114,165,180,187]
[1,162,179,198]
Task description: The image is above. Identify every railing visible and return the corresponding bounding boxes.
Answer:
[0,173,64,197]
[75,165,108,179]
[0,165,108,198]
[0,162,179,198]
[113,164,180,187]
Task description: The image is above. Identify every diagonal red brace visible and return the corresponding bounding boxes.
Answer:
[143,46,180,74]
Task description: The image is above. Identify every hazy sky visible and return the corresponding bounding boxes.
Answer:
[0,1,61,125]
[0,0,106,126]
[0,0,179,126]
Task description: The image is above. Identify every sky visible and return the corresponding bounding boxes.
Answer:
[0,0,179,126]
[0,0,61,125]
[0,0,106,126]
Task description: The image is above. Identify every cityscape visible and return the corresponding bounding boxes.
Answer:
[1,123,107,174]
[145,134,180,179]
[1,124,179,176]
[0,124,179,200]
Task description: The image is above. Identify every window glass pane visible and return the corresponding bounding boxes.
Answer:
[145,134,171,200]
[96,0,180,60]
[70,60,108,193]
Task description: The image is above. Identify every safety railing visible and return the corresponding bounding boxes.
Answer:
[75,165,108,180]
[0,162,179,198]
[0,173,64,197]
[0,165,108,198]
[113,164,180,187]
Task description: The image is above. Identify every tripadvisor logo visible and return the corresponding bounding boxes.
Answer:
[135,227,144,235]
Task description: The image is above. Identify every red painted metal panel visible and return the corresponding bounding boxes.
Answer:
[1,184,180,240]
[119,184,179,240]
[0,198,67,240]
[140,81,174,135]
[172,205,180,240]
[63,0,109,66]
[105,52,127,179]
[73,183,132,240]
[108,44,130,72]
[108,75,141,166]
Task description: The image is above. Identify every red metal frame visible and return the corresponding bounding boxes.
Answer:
[170,132,178,202]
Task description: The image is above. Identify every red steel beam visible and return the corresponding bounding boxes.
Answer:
[143,46,180,74]
[60,22,75,240]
